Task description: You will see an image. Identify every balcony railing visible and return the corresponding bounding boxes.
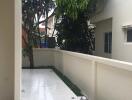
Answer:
[23,48,132,100]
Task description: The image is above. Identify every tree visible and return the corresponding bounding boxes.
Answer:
[55,0,97,20]
[22,0,55,68]
[55,0,97,54]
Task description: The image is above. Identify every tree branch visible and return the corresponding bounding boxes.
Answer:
[37,8,56,25]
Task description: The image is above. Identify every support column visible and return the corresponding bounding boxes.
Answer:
[0,0,21,100]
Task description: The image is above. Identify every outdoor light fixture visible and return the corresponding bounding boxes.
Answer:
[122,24,132,29]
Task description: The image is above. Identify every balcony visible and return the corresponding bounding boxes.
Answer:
[22,48,132,100]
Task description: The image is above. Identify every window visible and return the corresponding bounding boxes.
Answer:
[127,29,132,42]
[104,32,112,53]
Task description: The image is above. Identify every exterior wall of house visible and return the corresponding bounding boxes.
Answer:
[94,18,112,58]
[15,0,22,100]
[0,1,14,100]
[0,0,21,100]
[92,0,132,63]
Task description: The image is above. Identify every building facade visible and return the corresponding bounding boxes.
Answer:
[92,0,132,63]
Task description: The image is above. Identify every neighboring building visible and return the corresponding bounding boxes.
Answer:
[92,0,132,63]
[47,16,56,37]
[39,15,55,37]
[22,16,55,48]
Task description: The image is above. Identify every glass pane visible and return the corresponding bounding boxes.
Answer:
[104,33,109,53]
[109,32,112,53]
[127,29,132,42]
[104,43,108,53]
[104,32,112,53]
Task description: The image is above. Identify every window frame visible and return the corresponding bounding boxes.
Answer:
[126,28,132,42]
[104,32,112,54]
[123,25,132,44]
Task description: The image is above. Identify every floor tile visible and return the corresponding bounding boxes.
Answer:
[22,69,79,100]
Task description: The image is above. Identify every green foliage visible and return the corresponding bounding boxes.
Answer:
[22,0,55,67]
[55,0,97,54]
[22,0,55,48]
[56,0,96,20]
[56,14,95,54]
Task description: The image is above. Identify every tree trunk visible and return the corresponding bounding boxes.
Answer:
[44,9,49,47]
[37,16,41,48]
[28,46,34,68]
[45,9,48,35]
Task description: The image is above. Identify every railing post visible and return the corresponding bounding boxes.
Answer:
[91,61,96,100]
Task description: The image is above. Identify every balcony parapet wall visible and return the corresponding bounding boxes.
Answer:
[23,48,132,100]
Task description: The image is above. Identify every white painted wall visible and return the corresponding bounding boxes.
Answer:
[54,50,132,100]
[15,0,22,99]
[0,0,21,100]
[22,48,55,67]
[22,56,30,67]
[92,0,132,63]
[30,49,132,100]
[0,1,14,100]
[95,18,112,58]
[34,48,55,66]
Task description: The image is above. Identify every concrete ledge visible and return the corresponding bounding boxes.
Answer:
[22,48,132,100]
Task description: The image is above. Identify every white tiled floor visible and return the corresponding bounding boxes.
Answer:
[22,69,80,100]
